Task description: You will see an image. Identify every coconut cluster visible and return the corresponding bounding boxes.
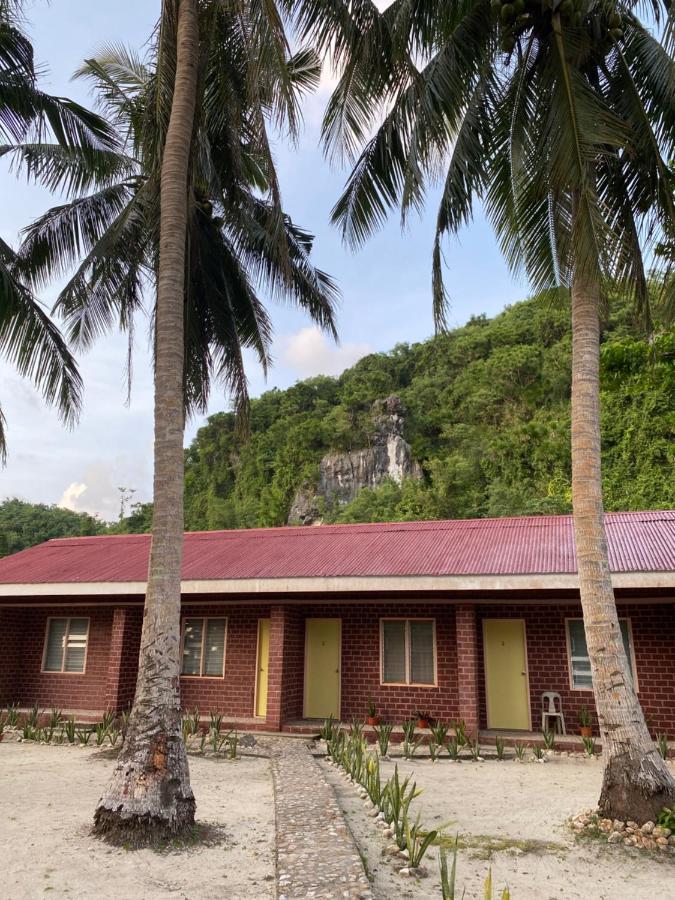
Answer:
[491,0,624,55]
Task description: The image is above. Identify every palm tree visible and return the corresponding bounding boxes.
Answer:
[0,0,112,459]
[10,0,338,839]
[295,0,675,820]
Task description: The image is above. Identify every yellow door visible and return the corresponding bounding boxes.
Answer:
[483,619,530,730]
[255,619,271,718]
[304,618,340,719]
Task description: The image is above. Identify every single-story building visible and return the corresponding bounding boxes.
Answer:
[0,511,673,737]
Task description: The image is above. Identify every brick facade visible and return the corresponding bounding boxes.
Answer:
[475,602,675,736]
[1,598,672,736]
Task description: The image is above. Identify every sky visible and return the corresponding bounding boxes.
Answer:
[0,0,524,522]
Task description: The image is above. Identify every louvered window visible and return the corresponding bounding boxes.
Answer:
[43,618,89,673]
[567,619,635,690]
[381,619,435,685]
[181,618,227,677]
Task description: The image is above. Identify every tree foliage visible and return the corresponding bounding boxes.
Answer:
[0,497,104,556]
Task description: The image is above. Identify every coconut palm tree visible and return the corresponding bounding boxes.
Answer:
[0,0,113,459]
[295,0,675,820]
[10,0,338,840]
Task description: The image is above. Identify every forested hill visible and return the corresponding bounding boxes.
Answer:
[182,294,675,530]
[1,294,671,555]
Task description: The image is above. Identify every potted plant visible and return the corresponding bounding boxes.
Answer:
[415,710,431,729]
[366,698,379,727]
[578,706,593,738]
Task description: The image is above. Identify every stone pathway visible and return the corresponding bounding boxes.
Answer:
[270,738,374,899]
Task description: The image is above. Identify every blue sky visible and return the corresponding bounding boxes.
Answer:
[0,0,524,520]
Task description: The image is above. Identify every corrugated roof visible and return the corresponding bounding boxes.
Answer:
[0,510,673,585]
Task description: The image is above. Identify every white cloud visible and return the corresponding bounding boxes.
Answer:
[59,482,88,511]
[280,326,371,377]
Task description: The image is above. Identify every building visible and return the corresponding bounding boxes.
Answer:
[0,511,673,737]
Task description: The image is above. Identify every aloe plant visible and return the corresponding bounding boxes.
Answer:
[495,736,505,760]
[227,730,239,759]
[403,735,423,759]
[63,716,76,744]
[532,745,545,761]
[209,711,223,734]
[373,722,392,756]
[514,741,526,761]
[447,737,460,761]
[582,736,596,758]
[439,838,459,899]
[402,718,417,743]
[48,709,63,731]
[108,727,120,748]
[430,721,449,747]
[656,733,668,761]
[100,710,115,731]
[26,704,40,729]
[6,703,19,728]
[542,730,555,751]
[453,720,467,748]
[468,738,482,761]
[76,727,93,745]
[94,722,108,746]
[382,765,421,850]
[403,809,437,868]
[428,739,442,762]
[319,714,339,742]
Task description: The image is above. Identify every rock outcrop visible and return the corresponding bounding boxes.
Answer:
[288,396,422,525]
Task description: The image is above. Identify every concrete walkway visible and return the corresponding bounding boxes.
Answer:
[270,738,373,899]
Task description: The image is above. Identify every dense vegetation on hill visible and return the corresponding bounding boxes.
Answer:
[2,293,672,555]
[182,293,675,530]
[0,499,105,556]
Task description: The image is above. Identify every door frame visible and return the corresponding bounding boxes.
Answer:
[482,617,532,730]
[254,617,271,719]
[303,617,342,719]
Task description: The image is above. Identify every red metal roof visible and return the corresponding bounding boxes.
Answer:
[0,511,673,586]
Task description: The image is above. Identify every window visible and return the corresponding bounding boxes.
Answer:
[566,618,636,690]
[43,618,89,673]
[381,619,435,685]
[181,618,226,677]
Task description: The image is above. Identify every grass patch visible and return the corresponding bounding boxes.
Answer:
[432,832,567,860]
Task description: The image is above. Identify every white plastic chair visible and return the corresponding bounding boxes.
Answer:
[541,692,566,735]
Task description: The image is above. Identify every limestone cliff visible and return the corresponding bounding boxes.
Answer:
[288,396,422,525]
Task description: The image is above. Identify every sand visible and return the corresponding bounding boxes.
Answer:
[0,740,275,899]
[321,752,674,900]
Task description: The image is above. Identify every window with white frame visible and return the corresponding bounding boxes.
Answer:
[381,619,435,685]
[566,618,636,690]
[181,618,227,677]
[43,617,89,673]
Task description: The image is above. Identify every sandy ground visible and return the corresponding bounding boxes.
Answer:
[321,753,674,900]
[0,740,275,900]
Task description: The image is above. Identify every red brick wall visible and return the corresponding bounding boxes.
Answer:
[2,599,672,736]
[280,607,305,722]
[475,603,675,736]
[298,603,460,725]
[4,606,115,711]
[0,607,22,703]
[179,605,270,717]
[104,607,143,712]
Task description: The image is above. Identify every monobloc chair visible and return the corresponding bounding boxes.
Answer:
[541,691,566,735]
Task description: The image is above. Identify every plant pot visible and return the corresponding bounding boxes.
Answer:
[366,716,380,727]
[579,726,593,738]
[417,719,429,730]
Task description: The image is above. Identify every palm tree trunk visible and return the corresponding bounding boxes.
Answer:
[93,0,199,842]
[570,266,674,823]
